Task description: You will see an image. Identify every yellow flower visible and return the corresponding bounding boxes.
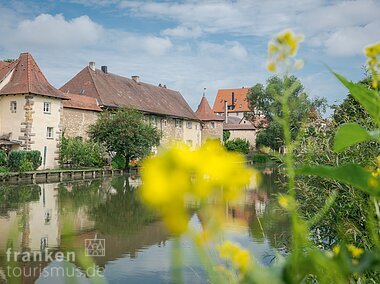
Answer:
[267,61,276,72]
[294,59,304,70]
[267,29,304,74]
[333,245,340,255]
[217,241,252,272]
[347,244,364,258]
[140,140,256,235]
[364,42,380,90]
[278,195,290,209]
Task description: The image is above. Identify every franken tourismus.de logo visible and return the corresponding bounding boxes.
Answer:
[85,239,106,257]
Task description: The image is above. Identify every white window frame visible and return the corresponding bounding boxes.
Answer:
[10,101,17,113]
[43,102,51,114]
[46,127,54,139]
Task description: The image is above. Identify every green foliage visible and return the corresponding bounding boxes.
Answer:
[111,153,126,170]
[89,108,161,169]
[223,130,231,142]
[7,150,42,172]
[0,149,6,167]
[0,166,8,173]
[256,123,284,150]
[60,135,105,168]
[224,138,250,154]
[252,153,270,163]
[248,75,327,150]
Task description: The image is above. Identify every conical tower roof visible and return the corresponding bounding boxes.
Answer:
[195,95,224,121]
[0,53,67,99]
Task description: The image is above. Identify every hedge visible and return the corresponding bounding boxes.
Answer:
[0,149,6,167]
[8,150,42,172]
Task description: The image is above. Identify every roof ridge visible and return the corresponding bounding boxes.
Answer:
[26,53,31,93]
[87,67,104,105]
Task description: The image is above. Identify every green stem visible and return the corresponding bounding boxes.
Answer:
[171,236,183,284]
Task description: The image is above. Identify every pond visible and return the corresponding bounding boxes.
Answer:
[0,167,289,283]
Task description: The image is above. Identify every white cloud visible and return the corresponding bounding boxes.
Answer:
[198,41,248,60]
[161,26,202,38]
[324,20,380,57]
[0,14,104,49]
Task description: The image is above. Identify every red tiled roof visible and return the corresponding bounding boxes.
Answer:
[63,93,102,112]
[0,53,68,100]
[60,66,199,120]
[212,87,250,113]
[0,60,17,82]
[195,95,224,121]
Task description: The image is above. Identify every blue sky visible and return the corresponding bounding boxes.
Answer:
[0,0,379,113]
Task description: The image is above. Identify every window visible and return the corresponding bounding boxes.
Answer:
[46,127,54,139]
[149,115,158,126]
[43,102,51,114]
[239,104,242,108]
[175,119,183,128]
[10,101,17,113]
[163,119,167,126]
[211,122,215,128]
[186,121,192,129]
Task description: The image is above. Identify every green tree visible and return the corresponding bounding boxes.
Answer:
[247,75,326,150]
[224,138,250,154]
[89,108,161,171]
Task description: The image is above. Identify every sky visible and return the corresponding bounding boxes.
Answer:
[0,0,379,114]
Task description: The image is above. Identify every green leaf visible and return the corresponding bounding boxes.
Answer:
[334,123,371,152]
[297,164,380,197]
[332,72,380,124]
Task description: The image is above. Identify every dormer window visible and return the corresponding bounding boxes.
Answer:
[43,102,51,114]
[10,101,17,113]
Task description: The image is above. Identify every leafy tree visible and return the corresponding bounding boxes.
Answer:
[60,135,105,168]
[224,138,250,154]
[247,75,326,150]
[89,108,161,171]
[223,130,231,142]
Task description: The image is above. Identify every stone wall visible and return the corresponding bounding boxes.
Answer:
[228,129,257,149]
[201,121,223,143]
[62,107,100,139]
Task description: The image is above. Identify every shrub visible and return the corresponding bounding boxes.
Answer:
[252,153,269,163]
[224,138,250,155]
[111,154,126,170]
[60,136,105,168]
[8,150,41,172]
[19,159,34,172]
[0,149,6,167]
[0,166,8,173]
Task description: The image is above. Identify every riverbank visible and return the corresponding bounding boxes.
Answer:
[0,168,126,184]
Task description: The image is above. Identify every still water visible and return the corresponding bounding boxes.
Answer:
[0,167,289,283]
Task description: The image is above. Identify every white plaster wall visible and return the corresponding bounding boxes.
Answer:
[183,120,202,148]
[0,95,25,141]
[31,96,62,169]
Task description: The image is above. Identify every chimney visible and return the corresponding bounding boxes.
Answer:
[89,61,96,71]
[224,100,228,124]
[132,75,140,83]
[231,92,235,108]
[101,66,108,74]
[163,84,167,88]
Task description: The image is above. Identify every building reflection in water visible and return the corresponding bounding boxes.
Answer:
[0,168,289,283]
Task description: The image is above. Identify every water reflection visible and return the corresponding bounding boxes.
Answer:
[0,168,289,283]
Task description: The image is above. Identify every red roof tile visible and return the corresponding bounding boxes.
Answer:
[60,66,199,120]
[212,87,250,113]
[63,93,102,112]
[0,53,68,100]
[0,60,17,82]
[195,95,224,121]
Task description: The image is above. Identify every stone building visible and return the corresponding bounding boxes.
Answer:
[195,95,224,142]
[62,93,102,139]
[0,53,68,169]
[224,116,257,149]
[60,62,202,148]
[212,87,250,119]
